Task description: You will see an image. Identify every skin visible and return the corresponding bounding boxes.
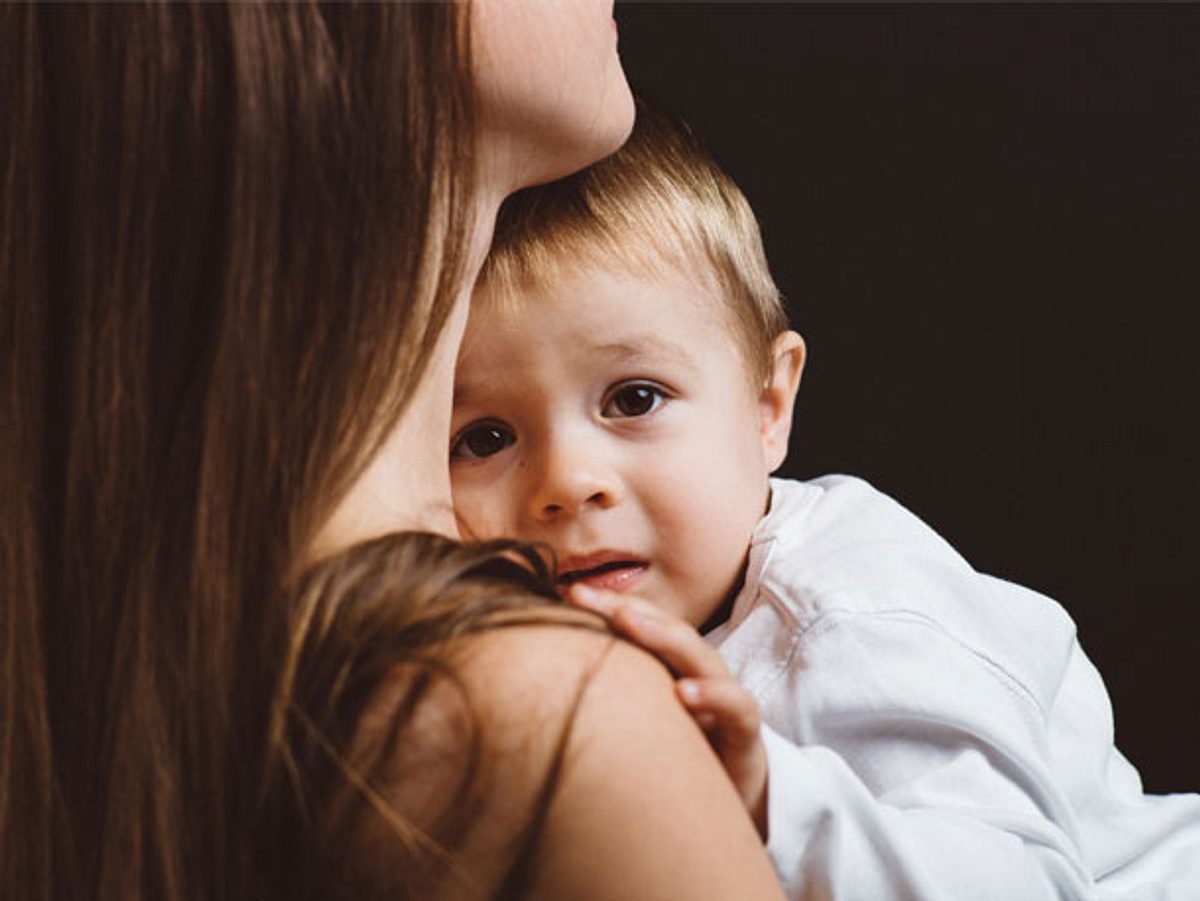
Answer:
[472,0,634,190]
[450,261,805,831]
[312,3,785,897]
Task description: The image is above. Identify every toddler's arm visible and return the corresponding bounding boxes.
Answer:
[577,584,1099,899]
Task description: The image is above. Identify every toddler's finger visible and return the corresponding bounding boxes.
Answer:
[566,586,732,680]
[676,678,762,748]
[565,583,618,616]
[609,602,730,679]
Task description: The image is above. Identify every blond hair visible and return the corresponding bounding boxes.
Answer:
[478,100,789,384]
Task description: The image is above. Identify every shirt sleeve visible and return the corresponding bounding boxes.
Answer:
[756,608,1098,901]
[760,722,1094,900]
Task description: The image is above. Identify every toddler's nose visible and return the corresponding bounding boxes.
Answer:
[526,439,618,522]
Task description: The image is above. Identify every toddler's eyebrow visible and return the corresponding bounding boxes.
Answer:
[453,336,700,406]
[592,337,699,372]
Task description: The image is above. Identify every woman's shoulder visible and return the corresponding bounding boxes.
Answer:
[356,622,784,901]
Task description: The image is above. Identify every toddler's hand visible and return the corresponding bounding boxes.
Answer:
[568,584,768,839]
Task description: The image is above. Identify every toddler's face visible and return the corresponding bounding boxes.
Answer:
[450,264,777,628]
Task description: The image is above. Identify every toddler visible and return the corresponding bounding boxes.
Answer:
[450,104,1200,899]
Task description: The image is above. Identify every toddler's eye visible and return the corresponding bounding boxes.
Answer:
[603,382,666,418]
[451,421,516,460]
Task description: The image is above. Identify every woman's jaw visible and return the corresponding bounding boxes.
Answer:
[472,0,634,195]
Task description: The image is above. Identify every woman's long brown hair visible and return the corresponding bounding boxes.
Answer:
[0,4,563,899]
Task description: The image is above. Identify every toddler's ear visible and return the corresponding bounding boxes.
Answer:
[758,331,805,472]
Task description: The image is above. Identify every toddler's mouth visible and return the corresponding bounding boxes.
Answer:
[557,557,649,593]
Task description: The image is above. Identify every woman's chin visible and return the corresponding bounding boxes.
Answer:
[496,85,636,191]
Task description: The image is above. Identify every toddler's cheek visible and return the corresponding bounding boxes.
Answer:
[451,495,507,542]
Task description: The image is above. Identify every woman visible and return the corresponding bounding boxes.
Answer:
[1,4,784,900]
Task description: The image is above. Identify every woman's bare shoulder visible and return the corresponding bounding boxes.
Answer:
[343,622,782,900]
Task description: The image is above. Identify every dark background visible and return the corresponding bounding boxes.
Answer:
[616,3,1199,793]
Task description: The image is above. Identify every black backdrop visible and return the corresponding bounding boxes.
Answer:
[615,3,1199,793]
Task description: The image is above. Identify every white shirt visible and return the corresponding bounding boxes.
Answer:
[707,476,1200,900]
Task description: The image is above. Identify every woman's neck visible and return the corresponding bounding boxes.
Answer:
[308,191,508,559]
